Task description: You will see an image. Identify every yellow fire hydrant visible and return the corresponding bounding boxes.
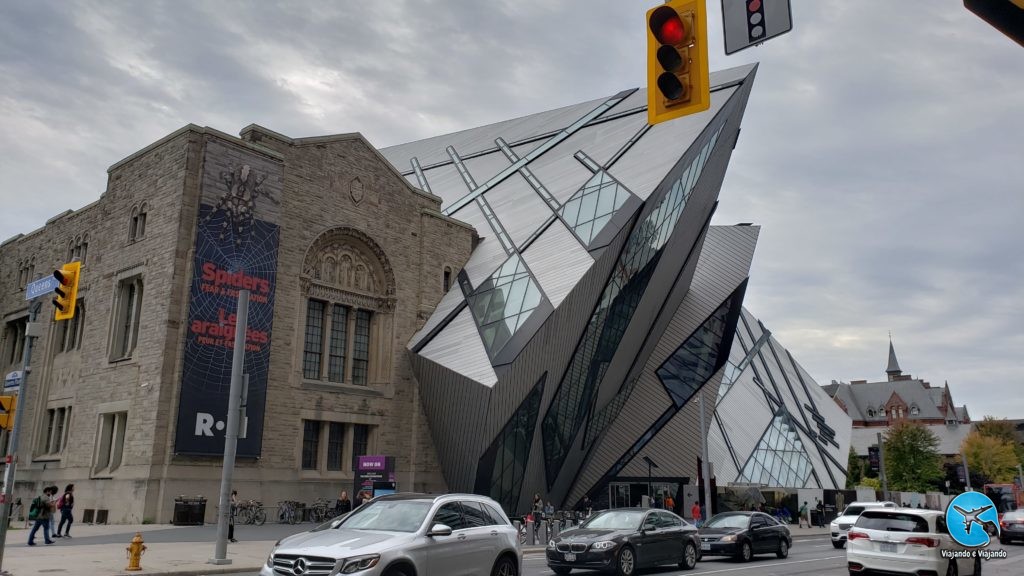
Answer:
[125,532,147,571]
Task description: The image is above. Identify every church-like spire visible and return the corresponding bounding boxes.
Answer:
[886,335,902,381]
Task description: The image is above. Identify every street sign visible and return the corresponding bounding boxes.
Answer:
[3,371,21,393]
[25,275,59,301]
[722,0,793,55]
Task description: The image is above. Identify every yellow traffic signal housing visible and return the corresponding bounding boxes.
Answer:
[53,261,81,321]
[0,395,15,431]
[647,0,711,125]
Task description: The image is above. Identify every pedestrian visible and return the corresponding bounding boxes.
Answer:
[336,490,352,516]
[691,501,701,527]
[579,495,593,517]
[798,501,809,528]
[228,490,238,543]
[531,493,543,538]
[544,501,555,517]
[47,486,60,537]
[815,499,825,527]
[56,484,74,537]
[354,490,365,508]
[664,493,675,513]
[28,486,55,546]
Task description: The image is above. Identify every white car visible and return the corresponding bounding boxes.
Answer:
[831,501,896,548]
[261,493,521,576]
[847,508,980,576]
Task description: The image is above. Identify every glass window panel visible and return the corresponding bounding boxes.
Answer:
[352,310,371,386]
[327,422,345,471]
[328,305,348,383]
[303,300,325,379]
[302,420,321,470]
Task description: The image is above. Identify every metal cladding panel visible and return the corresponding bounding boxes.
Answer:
[403,173,420,189]
[617,377,722,478]
[484,173,555,248]
[456,202,514,288]
[570,112,650,169]
[714,369,776,473]
[520,220,594,308]
[408,284,465,349]
[796,360,852,470]
[707,412,740,483]
[461,149,513,186]
[380,96,609,170]
[524,134,597,205]
[418,306,497,387]
[608,86,738,201]
[419,163,473,207]
[573,226,757,500]
[411,353,492,492]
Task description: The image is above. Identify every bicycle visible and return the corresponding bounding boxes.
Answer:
[239,500,266,525]
[309,498,331,523]
[278,500,300,524]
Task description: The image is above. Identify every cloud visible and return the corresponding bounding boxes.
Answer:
[1,0,1021,417]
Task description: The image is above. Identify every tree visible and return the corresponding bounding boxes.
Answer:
[974,416,1024,466]
[858,476,881,490]
[846,447,863,488]
[884,420,944,492]
[961,431,1019,483]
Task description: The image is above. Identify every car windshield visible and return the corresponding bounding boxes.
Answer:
[339,500,433,533]
[855,511,929,533]
[842,506,865,516]
[1003,510,1024,521]
[582,510,646,531]
[704,514,750,529]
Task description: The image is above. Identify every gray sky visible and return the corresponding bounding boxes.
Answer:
[2,1,1021,418]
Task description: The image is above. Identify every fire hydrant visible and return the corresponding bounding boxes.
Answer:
[125,532,147,571]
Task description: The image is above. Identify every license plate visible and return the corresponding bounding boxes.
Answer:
[701,543,711,551]
[880,542,898,553]
[564,553,576,562]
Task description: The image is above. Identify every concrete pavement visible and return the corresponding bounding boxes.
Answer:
[0,523,834,575]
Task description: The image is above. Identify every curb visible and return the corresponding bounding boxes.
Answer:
[112,567,262,576]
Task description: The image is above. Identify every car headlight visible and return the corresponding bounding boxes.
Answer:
[339,554,380,574]
[266,540,281,567]
[548,539,557,547]
[720,535,736,543]
[591,540,617,550]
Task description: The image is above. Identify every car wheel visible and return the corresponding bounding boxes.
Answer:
[736,540,752,562]
[832,540,845,549]
[974,555,982,576]
[491,555,518,576]
[679,542,698,570]
[999,537,1009,545]
[383,567,412,576]
[946,559,959,576]
[551,568,572,576]
[777,539,789,559]
[616,545,636,576]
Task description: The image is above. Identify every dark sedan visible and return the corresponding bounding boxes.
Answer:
[697,511,791,562]
[546,508,700,575]
[1000,509,1024,544]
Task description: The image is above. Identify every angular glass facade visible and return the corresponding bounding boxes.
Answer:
[542,124,726,483]
[558,171,630,245]
[467,253,543,357]
[717,328,769,405]
[474,375,546,513]
[738,409,813,488]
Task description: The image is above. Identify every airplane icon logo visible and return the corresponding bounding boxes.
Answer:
[946,492,1000,548]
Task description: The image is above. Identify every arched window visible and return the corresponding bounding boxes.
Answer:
[910,405,920,416]
[300,228,396,388]
[443,266,452,293]
[867,409,875,418]
[129,203,148,241]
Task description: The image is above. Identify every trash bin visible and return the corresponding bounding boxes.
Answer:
[172,496,207,525]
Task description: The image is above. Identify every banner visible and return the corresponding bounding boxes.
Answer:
[174,139,283,456]
[355,455,396,497]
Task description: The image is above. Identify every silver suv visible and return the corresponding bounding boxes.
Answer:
[261,493,521,576]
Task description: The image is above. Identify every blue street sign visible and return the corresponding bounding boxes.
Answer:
[3,371,22,392]
[25,275,59,301]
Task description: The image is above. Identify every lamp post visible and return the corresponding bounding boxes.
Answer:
[643,456,659,508]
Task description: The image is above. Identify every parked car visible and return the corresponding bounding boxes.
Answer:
[260,492,521,576]
[545,508,700,575]
[697,511,791,562]
[830,501,897,548]
[847,508,980,576]
[1000,508,1024,545]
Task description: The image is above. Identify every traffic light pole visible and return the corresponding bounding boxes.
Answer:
[209,290,249,565]
[0,301,42,574]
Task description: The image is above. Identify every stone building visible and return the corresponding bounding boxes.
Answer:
[0,124,475,523]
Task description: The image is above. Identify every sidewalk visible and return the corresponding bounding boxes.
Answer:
[0,523,834,576]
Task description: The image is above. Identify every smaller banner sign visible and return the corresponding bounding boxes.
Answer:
[355,455,396,498]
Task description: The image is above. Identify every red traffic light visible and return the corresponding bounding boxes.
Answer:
[658,15,686,45]
[54,269,72,285]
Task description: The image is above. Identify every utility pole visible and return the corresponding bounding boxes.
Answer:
[877,432,889,495]
[1017,464,1023,490]
[961,452,972,492]
[0,301,43,574]
[209,290,249,565]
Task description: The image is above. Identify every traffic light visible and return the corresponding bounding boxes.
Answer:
[647,0,711,125]
[52,261,81,321]
[0,396,15,431]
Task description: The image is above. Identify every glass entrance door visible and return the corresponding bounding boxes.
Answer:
[609,483,630,508]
